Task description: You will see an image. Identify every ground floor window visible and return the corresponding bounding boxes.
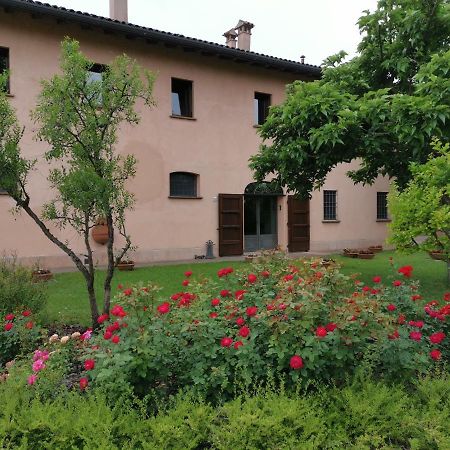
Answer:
[169,172,198,198]
[377,191,389,220]
[323,190,337,221]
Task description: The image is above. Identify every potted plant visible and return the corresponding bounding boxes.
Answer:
[368,245,383,253]
[343,248,359,258]
[31,262,53,282]
[428,249,446,261]
[91,218,109,245]
[116,251,135,271]
[321,258,335,268]
[358,249,375,259]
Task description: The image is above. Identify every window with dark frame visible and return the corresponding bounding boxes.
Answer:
[171,78,193,117]
[254,92,271,125]
[0,47,10,93]
[377,192,389,220]
[323,190,337,221]
[86,63,107,104]
[170,172,198,198]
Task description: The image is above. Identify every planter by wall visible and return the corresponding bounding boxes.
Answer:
[117,261,135,271]
[368,245,383,253]
[358,252,375,259]
[32,270,53,282]
[429,251,446,261]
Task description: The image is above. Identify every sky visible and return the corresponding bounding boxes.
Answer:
[47,0,379,66]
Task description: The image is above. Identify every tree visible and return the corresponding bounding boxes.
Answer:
[250,0,450,198]
[0,39,155,326]
[388,140,450,284]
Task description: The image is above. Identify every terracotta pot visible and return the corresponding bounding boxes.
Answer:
[429,251,446,261]
[117,261,135,271]
[32,271,53,282]
[92,224,109,245]
[368,246,383,253]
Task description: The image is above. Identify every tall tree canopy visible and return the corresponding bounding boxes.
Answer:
[250,0,450,198]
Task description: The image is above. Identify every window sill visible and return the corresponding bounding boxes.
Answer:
[168,196,203,199]
[170,114,197,121]
[376,219,391,222]
[322,220,340,223]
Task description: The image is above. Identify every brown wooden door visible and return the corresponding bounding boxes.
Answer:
[218,194,243,256]
[288,195,310,252]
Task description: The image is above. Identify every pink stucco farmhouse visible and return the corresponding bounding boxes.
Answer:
[0,0,391,269]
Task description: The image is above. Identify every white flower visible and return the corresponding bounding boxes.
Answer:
[49,334,59,343]
[60,336,70,344]
[71,332,81,339]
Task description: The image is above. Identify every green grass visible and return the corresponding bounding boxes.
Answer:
[39,251,448,326]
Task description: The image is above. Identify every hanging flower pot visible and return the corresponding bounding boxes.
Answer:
[91,219,109,245]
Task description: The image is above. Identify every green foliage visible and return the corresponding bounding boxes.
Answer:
[0,373,448,449]
[0,258,47,316]
[250,0,450,197]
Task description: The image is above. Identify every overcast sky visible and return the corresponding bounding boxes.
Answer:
[48,0,379,66]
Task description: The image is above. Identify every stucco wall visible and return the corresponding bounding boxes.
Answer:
[0,10,391,269]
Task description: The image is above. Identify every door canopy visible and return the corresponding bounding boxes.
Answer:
[244,181,283,196]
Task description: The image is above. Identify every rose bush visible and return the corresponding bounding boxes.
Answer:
[67,255,449,401]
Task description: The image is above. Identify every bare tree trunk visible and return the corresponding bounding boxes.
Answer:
[103,212,115,315]
[83,212,99,327]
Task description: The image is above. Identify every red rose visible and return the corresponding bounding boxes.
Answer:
[5,313,14,321]
[393,280,402,287]
[430,349,442,361]
[111,305,127,317]
[22,310,32,317]
[239,326,250,338]
[397,314,406,325]
[278,303,287,311]
[84,359,95,371]
[387,304,396,312]
[429,332,445,344]
[247,273,257,284]
[409,331,422,341]
[283,274,294,281]
[209,312,218,319]
[408,320,424,328]
[316,326,327,338]
[267,304,275,311]
[79,377,88,390]
[236,317,245,326]
[103,331,112,340]
[362,286,370,292]
[211,298,220,307]
[220,337,233,348]
[388,330,399,340]
[373,276,382,283]
[246,306,258,317]
[325,322,337,332]
[411,295,422,301]
[289,355,304,370]
[4,323,13,331]
[235,290,246,300]
[118,284,123,290]
[220,290,231,298]
[234,341,243,349]
[184,270,193,277]
[157,302,170,314]
[182,280,189,287]
[444,292,450,302]
[122,288,132,296]
[111,335,120,344]
[398,265,413,278]
[261,270,270,278]
[25,321,33,330]
[97,313,109,324]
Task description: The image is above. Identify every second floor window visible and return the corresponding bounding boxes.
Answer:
[323,190,337,221]
[254,92,271,125]
[171,78,193,117]
[0,47,10,93]
[377,192,389,220]
[86,63,106,104]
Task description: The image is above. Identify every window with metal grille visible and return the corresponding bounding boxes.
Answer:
[171,78,193,117]
[170,172,198,197]
[0,47,10,93]
[323,190,337,221]
[377,192,389,220]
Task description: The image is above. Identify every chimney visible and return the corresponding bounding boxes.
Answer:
[300,55,305,64]
[109,0,128,22]
[223,28,238,48]
[235,20,254,51]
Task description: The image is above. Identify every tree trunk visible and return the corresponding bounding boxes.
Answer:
[103,212,115,315]
[86,277,100,327]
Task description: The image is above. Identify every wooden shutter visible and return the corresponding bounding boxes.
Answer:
[288,195,310,252]
[218,194,243,256]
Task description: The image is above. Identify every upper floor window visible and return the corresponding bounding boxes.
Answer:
[170,172,198,198]
[0,47,10,93]
[323,190,337,221]
[254,92,271,125]
[377,192,389,220]
[86,63,107,104]
[171,78,193,117]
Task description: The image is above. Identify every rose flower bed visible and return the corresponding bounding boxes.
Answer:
[13,255,449,402]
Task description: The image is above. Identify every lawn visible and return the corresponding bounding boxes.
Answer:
[40,251,448,326]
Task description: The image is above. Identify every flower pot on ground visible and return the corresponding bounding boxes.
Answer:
[321,258,335,268]
[428,250,446,261]
[91,219,109,245]
[358,250,375,259]
[343,248,359,258]
[117,260,135,271]
[32,269,53,282]
[368,245,383,253]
